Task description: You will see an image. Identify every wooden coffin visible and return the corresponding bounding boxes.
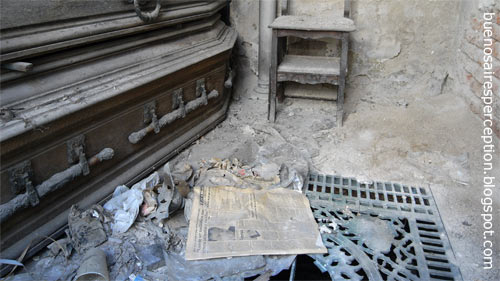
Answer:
[0,0,228,61]
[0,12,236,269]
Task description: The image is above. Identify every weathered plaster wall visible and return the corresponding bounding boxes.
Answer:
[453,0,500,136]
[230,0,499,135]
[347,0,459,100]
[230,0,259,73]
[230,0,460,96]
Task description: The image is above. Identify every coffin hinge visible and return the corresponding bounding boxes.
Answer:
[7,160,39,206]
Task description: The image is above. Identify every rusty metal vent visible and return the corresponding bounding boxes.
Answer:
[305,173,463,281]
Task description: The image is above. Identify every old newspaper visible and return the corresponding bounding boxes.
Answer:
[185,186,327,260]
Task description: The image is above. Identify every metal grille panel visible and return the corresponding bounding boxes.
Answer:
[305,173,462,281]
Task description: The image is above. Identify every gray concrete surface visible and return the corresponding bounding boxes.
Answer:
[172,68,500,280]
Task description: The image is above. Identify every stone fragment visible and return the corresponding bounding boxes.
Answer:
[136,244,165,271]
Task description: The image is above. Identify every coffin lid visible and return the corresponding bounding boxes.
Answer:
[0,18,237,143]
[0,0,227,61]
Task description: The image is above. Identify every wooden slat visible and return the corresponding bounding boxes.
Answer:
[268,29,278,122]
[337,33,348,127]
[278,55,340,76]
[270,15,356,32]
[276,29,344,40]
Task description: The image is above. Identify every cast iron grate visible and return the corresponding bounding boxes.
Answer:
[305,173,462,281]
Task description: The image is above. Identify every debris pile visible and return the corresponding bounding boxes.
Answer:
[6,153,324,281]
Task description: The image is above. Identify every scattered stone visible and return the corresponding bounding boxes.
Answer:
[171,163,193,182]
[47,237,73,258]
[176,180,190,198]
[68,205,107,254]
[252,162,280,181]
[140,190,157,217]
[184,192,194,223]
[136,244,165,271]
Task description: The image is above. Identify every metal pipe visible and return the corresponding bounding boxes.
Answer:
[254,0,277,95]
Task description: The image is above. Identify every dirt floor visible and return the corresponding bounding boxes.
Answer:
[170,69,500,280]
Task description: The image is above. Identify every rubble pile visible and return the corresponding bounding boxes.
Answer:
[6,154,316,281]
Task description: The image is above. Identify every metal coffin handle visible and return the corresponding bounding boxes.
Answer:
[0,148,114,224]
[134,0,161,22]
[128,86,219,144]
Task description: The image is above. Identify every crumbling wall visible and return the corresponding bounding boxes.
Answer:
[453,0,500,136]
